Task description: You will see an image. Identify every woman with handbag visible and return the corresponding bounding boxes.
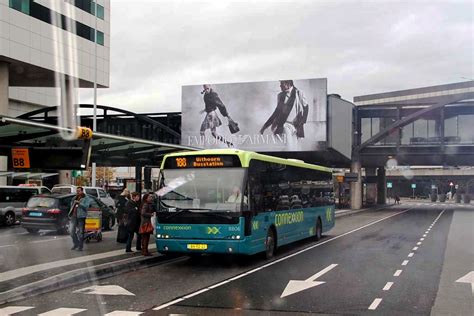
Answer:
[139,193,154,256]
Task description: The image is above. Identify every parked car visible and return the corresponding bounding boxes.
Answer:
[51,185,116,210]
[21,194,116,234]
[0,185,51,226]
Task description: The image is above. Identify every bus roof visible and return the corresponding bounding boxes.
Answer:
[161,149,332,173]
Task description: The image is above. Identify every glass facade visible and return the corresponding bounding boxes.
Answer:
[9,0,105,46]
[361,113,473,146]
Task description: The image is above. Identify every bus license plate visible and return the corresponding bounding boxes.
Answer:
[187,244,207,250]
[29,212,42,217]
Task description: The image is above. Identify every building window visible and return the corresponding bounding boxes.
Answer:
[96,30,104,46]
[65,0,104,20]
[9,0,30,14]
[96,4,105,19]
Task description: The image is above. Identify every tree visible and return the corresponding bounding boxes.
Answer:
[84,167,116,186]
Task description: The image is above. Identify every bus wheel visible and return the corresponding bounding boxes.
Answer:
[315,218,322,241]
[265,229,276,259]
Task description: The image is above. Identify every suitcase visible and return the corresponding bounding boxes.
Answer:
[116,223,128,243]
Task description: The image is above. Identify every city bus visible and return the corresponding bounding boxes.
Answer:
[155,149,335,258]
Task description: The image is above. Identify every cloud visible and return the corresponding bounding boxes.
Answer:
[80,0,473,112]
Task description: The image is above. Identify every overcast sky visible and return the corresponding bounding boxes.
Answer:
[80,0,473,113]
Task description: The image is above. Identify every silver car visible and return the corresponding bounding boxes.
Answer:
[0,186,51,226]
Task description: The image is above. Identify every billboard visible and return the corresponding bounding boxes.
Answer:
[182,78,327,152]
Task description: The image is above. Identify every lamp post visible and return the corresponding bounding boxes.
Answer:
[91,1,98,187]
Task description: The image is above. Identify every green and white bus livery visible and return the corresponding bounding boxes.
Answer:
[156,149,335,258]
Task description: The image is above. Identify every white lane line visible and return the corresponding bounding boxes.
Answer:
[423,234,427,237]
[183,288,209,299]
[0,244,157,283]
[0,244,14,249]
[153,208,413,311]
[402,260,409,266]
[413,247,418,251]
[420,238,425,241]
[38,308,87,316]
[408,253,414,257]
[368,298,383,310]
[104,312,143,316]
[417,242,422,245]
[0,306,35,315]
[383,282,394,291]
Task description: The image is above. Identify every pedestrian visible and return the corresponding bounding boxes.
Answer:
[125,192,142,253]
[116,188,130,224]
[116,188,130,243]
[395,195,401,205]
[69,186,91,251]
[139,193,155,256]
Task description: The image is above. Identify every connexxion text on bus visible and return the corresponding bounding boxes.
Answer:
[155,149,335,258]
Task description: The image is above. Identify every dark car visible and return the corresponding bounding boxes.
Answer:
[21,194,115,234]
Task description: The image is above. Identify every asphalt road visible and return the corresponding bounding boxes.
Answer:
[1,203,472,315]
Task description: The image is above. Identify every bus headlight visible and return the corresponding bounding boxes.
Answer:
[157,234,161,238]
[236,235,241,240]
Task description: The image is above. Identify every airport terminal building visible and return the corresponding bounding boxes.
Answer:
[0,0,110,184]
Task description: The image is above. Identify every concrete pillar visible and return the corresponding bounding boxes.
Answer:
[350,160,362,210]
[59,170,71,185]
[377,167,386,205]
[365,168,377,205]
[135,163,142,194]
[0,62,9,185]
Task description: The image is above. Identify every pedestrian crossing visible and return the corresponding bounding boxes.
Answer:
[0,306,143,315]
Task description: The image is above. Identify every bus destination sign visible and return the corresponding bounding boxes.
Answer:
[164,155,241,169]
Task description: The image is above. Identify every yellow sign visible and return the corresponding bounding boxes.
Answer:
[336,175,344,183]
[11,148,30,168]
[187,244,208,250]
[85,218,100,230]
[193,156,224,168]
[76,126,93,139]
[206,226,220,234]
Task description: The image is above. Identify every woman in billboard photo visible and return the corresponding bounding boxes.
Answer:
[199,84,238,147]
[259,80,309,151]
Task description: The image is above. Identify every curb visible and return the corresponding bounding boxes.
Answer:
[0,253,182,305]
[335,204,392,218]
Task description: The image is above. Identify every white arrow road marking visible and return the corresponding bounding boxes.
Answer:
[104,312,143,316]
[38,308,86,316]
[0,306,34,315]
[280,264,338,298]
[73,285,135,296]
[456,271,474,295]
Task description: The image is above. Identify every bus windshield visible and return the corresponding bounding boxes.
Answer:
[158,168,246,214]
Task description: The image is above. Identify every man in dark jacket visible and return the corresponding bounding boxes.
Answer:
[125,192,142,253]
[69,186,91,251]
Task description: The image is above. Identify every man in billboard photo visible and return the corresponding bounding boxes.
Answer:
[259,80,309,150]
[200,84,234,147]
